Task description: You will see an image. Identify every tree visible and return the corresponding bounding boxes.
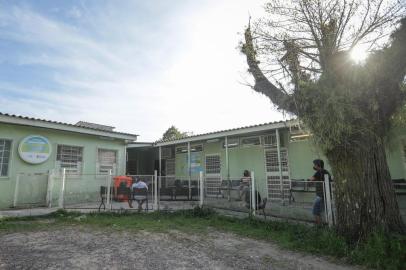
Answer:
[161,126,187,141]
[241,0,406,240]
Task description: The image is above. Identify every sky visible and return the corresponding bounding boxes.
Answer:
[0,0,287,141]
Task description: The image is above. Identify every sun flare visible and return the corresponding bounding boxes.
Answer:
[350,45,369,63]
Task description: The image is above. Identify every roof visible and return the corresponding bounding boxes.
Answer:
[154,119,298,146]
[0,112,138,141]
[75,121,115,131]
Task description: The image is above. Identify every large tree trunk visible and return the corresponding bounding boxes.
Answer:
[326,137,405,240]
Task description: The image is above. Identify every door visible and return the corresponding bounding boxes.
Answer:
[265,148,291,202]
[205,154,222,196]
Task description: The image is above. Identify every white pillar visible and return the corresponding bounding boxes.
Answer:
[46,169,54,208]
[251,171,256,216]
[154,170,158,210]
[187,142,191,199]
[276,129,284,205]
[106,169,112,210]
[199,171,204,207]
[225,136,229,180]
[324,174,333,227]
[13,173,21,208]
[58,168,66,208]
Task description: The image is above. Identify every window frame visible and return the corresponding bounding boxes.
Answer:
[56,144,84,175]
[0,138,13,179]
[205,153,221,175]
[240,136,261,147]
[96,148,118,175]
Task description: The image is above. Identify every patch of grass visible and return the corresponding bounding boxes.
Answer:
[1,207,405,269]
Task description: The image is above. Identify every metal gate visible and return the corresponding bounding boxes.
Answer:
[265,148,291,202]
[205,154,222,197]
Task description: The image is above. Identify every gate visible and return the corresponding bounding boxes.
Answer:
[204,154,222,197]
[265,148,291,202]
[13,172,49,208]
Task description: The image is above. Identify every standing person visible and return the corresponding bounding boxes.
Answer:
[309,159,331,225]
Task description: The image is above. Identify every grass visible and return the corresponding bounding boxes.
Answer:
[1,207,405,269]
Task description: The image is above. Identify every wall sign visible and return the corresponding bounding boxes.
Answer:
[18,135,52,164]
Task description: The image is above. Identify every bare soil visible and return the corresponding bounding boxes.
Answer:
[0,227,359,270]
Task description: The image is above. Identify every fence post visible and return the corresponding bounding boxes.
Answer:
[199,171,204,207]
[251,171,256,216]
[324,174,333,227]
[46,169,54,208]
[106,169,112,211]
[58,168,66,208]
[154,170,158,211]
[13,173,21,208]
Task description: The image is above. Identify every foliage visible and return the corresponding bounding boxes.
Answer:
[160,125,187,141]
[241,0,406,239]
[1,209,405,269]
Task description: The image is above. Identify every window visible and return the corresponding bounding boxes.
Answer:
[162,147,174,159]
[241,136,261,146]
[0,139,11,177]
[205,155,221,174]
[56,145,83,174]
[223,138,239,148]
[176,144,203,153]
[176,145,187,154]
[98,149,117,174]
[263,133,277,146]
[191,144,203,152]
[265,148,289,172]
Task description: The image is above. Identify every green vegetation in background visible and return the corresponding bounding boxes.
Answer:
[0,208,405,270]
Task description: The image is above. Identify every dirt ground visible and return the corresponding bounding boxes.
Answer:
[0,227,359,270]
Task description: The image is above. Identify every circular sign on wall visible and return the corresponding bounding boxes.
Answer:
[18,135,52,164]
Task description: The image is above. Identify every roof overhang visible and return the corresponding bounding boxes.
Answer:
[155,120,298,147]
[0,114,138,141]
[127,142,154,148]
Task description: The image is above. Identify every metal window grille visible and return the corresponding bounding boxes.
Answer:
[191,144,203,152]
[222,138,239,148]
[165,158,175,175]
[98,149,117,174]
[265,148,289,172]
[205,155,221,174]
[56,145,83,174]
[241,136,261,146]
[0,139,11,177]
[263,133,277,146]
[162,147,173,159]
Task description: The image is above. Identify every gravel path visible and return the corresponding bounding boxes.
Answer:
[0,228,359,270]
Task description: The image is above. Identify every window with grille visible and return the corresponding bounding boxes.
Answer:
[0,139,11,177]
[165,158,175,175]
[223,138,239,148]
[98,149,117,174]
[162,147,173,159]
[241,136,261,146]
[176,145,187,154]
[263,133,276,146]
[56,145,83,174]
[205,155,221,174]
[265,149,289,172]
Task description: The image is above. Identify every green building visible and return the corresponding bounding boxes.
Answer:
[127,120,406,201]
[0,112,138,209]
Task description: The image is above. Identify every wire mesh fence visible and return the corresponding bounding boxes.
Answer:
[157,176,201,211]
[12,172,49,208]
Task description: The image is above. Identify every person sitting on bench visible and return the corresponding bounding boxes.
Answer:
[128,178,148,211]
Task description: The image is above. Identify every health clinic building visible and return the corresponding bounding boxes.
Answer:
[1,112,405,209]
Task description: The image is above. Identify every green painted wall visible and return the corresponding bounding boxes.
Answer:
[0,123,127,209]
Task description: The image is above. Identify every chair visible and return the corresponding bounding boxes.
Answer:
[132,188,148,212]
[98,186,113,212]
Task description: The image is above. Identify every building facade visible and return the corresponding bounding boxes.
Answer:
[0,113,138,209]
